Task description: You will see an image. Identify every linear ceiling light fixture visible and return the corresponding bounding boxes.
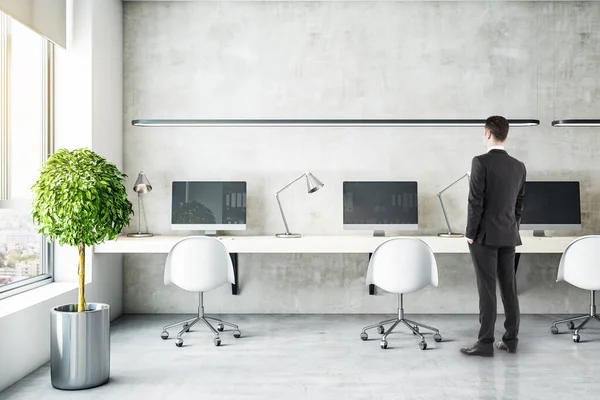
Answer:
[551,119,600,127]
[132,119,540,128]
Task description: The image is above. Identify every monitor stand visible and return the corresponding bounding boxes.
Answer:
[373,230,386,237]
[204,230,218,237]
[533,230,547,237]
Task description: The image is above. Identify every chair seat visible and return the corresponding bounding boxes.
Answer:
[164,236,235,292]
[557,236,600,291]
[366,238,439,294]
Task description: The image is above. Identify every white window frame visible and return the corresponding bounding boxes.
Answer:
[0,12,55,300]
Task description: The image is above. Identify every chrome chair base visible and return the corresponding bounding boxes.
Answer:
[160,293,241,347]
[360,294,442,350]
[551,290,599,343]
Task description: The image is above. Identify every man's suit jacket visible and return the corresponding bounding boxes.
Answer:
[466,149,526,247]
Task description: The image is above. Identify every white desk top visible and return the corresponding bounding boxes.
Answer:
[94,235,576,254]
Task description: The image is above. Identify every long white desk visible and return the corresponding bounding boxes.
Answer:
[95,235,575,296]
[94,235,575,254]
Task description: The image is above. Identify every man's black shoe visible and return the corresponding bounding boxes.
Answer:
[460,342,494,357]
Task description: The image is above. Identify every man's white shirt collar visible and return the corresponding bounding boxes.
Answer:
[487,145,505,153]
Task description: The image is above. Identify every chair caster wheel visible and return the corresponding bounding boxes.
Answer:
[412,326,419,335]
[214,337,222,347]
[377,325,385,335]
[360,332,368,341]
[573,334,580,343]
[433,333,442,343]
[419,341,427,350]
[217,323,225,332]
[550,325,559,334]
[567,321,575,330]
[380,340,388,349]
[233,330,242,338]
[175,338,183,347]
[161,331,169,340]
[183,323,190,332]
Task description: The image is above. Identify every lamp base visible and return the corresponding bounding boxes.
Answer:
[437,232,464,238]
[276,233,302,238]
[127,232,154,238]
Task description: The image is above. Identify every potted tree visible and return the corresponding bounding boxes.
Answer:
[32,148,133,390]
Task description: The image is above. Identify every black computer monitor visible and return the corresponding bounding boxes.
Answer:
[520,181,581,236]
[171,181,247,233]
[343,181,418,236]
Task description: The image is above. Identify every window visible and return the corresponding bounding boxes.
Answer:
[0,12,54,299]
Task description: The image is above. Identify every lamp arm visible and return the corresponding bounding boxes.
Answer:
[437,172,469,234]
[436,173,470,196]
[275,173,307,195]
[438,194,453,234]
[275,193,291,234]
[274,173,306,234]
[137,192,142,234]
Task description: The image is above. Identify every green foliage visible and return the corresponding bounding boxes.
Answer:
[173,201,216,224]
[31,148,133,247]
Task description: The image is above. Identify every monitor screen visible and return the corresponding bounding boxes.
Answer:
[520,181,581,230]
[171,181,247,230]
[343,181,418,230]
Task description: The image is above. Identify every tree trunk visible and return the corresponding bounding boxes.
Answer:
[78,244,87,312]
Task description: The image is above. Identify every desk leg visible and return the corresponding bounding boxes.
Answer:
[368,253,375,295]
[514,252,521,275]
[231,253,239,295]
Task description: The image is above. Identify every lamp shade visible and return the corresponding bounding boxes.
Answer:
[306,173,324,193]
[133,172,152,194]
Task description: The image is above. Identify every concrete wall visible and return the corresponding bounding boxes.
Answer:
[123,1,600,314]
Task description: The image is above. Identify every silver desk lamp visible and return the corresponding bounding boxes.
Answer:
[127,171,153,238]
[275,172,324,238]
[437,172,470,238]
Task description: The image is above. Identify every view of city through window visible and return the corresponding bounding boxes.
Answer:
[0,209,41,287]
[0,12,51,292]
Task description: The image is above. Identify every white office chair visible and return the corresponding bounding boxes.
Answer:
[360,238,442,350]
[160,236,242,347]
[550,236,600,343]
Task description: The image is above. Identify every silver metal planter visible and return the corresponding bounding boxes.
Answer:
[50,303,110,390]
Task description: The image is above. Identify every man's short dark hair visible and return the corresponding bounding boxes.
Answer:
[485,116,509,141]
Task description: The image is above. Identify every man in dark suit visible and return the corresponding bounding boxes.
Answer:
[460,116,526,357]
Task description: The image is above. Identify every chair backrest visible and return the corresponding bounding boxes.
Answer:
[164,236,235,293]
[366,238,438,294]
[557,236,600,291]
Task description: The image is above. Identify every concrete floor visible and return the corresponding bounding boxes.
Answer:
[2,314,600,400]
